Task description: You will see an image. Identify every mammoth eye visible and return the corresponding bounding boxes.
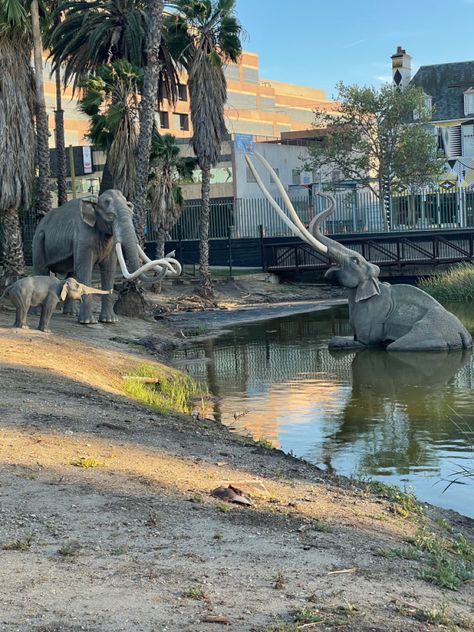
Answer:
[352,257,360,265]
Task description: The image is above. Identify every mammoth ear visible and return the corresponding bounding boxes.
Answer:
[80,196,98,227]
[355,278,381,302]
[60,280,70,302]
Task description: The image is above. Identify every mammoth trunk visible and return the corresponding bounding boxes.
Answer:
[114,212,147,318]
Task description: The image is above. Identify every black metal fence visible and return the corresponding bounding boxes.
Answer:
[18,185,474,267]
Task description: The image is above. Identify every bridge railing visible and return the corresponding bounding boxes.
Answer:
[145,186,474,242]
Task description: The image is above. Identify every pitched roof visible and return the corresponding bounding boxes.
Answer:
[411,61,474,122]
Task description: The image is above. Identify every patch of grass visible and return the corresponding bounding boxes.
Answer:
[412,528,474,590]
[414,604,472,629]
[293,606,323,624]
[70,457,102,468]
[367,481,423,518]
[2,535,32,551]
[253,437,275,450]
[418,557,472,591]
[122,364,205,415]
[216,502,231,513]
[182,585,207,600]
[313,520,333,533]
[414,604,449,625]
[376,547,423,561]
[418,262,474,302]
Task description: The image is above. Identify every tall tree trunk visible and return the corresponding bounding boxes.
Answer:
[132,0,164,244]
[54,66,67,206]
[156,227,166,259]
[0,208,26,282]
[199,165,213,298]
[31,0,51,216]
[99,159,115,194]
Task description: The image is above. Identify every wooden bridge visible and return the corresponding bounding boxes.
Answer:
[263,228,474,274]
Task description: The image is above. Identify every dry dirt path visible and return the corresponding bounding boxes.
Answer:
[0,304,472,632]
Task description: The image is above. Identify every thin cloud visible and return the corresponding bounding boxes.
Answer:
[375,75,392,83]
[342,38,367,49]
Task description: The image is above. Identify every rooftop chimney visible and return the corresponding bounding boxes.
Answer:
[391,46,412,87]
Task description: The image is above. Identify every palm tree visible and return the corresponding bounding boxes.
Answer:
[132,0,164,244]
[47,0,178,194]
[31,0,51,215]
[167,0,242,298]
[148,132,197,257]
[79,61,142,198]
[0,0,36,281]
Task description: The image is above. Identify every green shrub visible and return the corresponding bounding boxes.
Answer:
[418,262,474,302]
[123,364,204,414]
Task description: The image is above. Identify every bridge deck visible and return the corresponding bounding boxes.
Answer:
[264,228,474,272]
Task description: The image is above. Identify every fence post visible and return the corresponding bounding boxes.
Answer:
[177,223,183,266]
[228,225,234,279]
[259,224,266,271]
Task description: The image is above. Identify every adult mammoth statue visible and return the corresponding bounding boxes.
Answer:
[246,152,472,352]
[32,189,181,324]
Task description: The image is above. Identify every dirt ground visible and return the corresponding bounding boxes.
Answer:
[0,277,473,632]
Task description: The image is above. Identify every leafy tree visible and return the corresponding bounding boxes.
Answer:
[167,0,242,297]
[148,132,197,257]
[0,0,36,280]
[393,125,445,226]
[305,83,444,229]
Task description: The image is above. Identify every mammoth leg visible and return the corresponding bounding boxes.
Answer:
[98,255,118,323]
[32,229,49,276]
[38,294,59,333]
[11,291,31,329]
[74,247,97,325]
[387,322,449,352]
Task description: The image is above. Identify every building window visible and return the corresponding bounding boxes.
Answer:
[159,111,169,129]
[246,165,256,183]
[464,89,474,115]
[270,167,279,184]
[173,113,189,131]
[292,169,300,185]
[424,93,432,112]
[178,83,188,101]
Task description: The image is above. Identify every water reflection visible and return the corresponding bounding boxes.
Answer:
[174,305,474,516]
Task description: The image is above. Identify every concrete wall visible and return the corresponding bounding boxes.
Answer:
[234,142,312,198]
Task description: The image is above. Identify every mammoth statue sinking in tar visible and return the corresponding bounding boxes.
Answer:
[32,190,181,324]
[246,152,472,352]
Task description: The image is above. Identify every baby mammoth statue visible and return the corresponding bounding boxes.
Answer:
[3,276,111,333]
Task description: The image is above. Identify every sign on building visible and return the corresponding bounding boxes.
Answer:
[234,133,254,154]
[82,146,93,174]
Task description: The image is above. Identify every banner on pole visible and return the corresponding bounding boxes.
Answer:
[234,133,254,154]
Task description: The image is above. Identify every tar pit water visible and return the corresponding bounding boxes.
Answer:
[173,304,474,518]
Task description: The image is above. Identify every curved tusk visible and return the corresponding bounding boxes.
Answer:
[137,244,182,277]
[252,152,328,254]
[116,243,173,280]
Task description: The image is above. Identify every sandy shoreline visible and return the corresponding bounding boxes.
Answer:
[0,280,472,631]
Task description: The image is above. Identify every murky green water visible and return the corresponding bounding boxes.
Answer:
[174,304,474,518]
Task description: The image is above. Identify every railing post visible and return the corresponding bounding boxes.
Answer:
[259,224,266,271]
[228,225,234,279]
[177,223,183,265]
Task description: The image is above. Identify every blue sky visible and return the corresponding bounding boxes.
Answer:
[235,0,474,99]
